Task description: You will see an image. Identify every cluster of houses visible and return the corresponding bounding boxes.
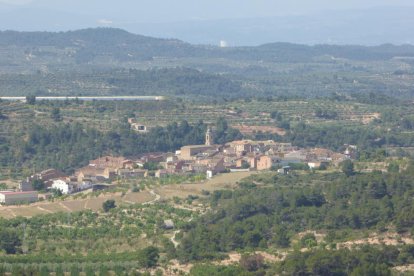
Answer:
[0,128,355,205]
[169,133,352,177]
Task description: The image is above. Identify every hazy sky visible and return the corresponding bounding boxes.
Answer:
[1,0,414,23]
[0,0,413,45]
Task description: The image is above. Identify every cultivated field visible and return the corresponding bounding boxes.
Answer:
[0,172,255,218]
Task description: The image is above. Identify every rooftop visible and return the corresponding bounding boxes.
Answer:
[182,145,214,149]
[0,191,38,195]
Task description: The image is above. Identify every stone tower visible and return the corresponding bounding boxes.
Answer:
[205,127,213,146]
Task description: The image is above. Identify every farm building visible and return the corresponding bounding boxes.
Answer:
[0,191,38,205]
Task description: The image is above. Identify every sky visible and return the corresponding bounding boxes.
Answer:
[0,0,413,45]
[1,0,414,23]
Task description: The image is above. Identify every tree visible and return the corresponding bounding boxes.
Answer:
[388,162,400,173]
[139,246,160,268]
[0,229,21,254]
[50,188,63,197]
[143,162,160,171]
[272,225,290,248]
[32,179,44,191]
[341,159,355,177]
[51,108,62,122]
[368,180,387,199]
[26,95,36,105]
[214,117,242,144]
[0,110,7,120]
[102,199,116,212]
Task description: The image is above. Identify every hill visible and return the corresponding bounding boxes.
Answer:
[1,28,414,65]
[0,28,414,100]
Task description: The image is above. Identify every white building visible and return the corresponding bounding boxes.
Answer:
[0,191,38,205]
[51,179,74,194]
[206,170,214,179]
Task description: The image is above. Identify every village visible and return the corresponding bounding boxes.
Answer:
[0,128,356,205]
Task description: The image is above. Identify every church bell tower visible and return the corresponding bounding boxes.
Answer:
[205,127,213,146]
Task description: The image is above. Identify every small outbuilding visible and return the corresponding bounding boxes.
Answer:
[163,219,175,229]
[277,166,291,175]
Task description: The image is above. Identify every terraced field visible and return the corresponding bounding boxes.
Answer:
[0,190,154,218]
[0,171,254,218]
[2,99,414,135]
[132,99,412,129]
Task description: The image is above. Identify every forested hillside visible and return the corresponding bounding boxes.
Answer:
[1,28,414,100]
[0,68,243,98]
[1,28,414,63]
[177,165,414,274]
[0,118,241,174]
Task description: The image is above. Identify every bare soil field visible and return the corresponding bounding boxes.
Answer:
[156,171,256,199]
[123,191,154,204]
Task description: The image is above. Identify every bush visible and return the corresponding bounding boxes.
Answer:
[300,233,317,248]
[239,254,264,272]
[102,200,116,212]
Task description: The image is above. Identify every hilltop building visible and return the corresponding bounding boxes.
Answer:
[179,128,219,159]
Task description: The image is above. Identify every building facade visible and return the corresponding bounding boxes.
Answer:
[0,191,38,205]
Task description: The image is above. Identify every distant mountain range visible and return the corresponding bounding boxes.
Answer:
[1,28,414,66]
[0,6,413,46]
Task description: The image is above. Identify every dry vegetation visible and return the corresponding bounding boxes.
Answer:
[156,171,256,199]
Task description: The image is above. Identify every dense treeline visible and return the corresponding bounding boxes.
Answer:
[189,245,414,275]
[282,123,414,153]
[253,121,414,155]
[0,118,240,173]
[177,164,414,261]
[275,245,414,275]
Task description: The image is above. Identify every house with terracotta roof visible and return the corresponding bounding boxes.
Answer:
[228,140,253,156]
[195,157,226,174]
[180,145,217,160]
[89,156,127,170]
[76,167,114,182]
[29,168,67,187]
[255,155,281,171]
[117,169,148,179]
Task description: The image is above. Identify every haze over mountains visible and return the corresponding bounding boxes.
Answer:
[0,1,413,46]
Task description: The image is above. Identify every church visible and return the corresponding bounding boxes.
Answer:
[179,127,220,159]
